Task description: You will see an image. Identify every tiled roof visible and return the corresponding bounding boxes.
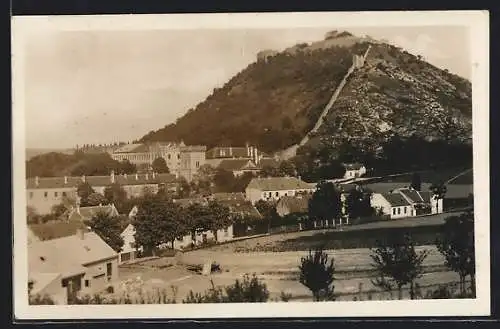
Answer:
[277,195,312,214]
[343,163,365,170]
[206,147,250,159]
[246,177,314,191]
[218,159,258,171]
[180,145,207,152]
[26,173,177,189]
[29,221,90,241]
[69,204,117,221]
[381,193,412,207]
[113,143,149,154]
[218,199,262,219]
[206,146,271,160]
[361,182,432,194]
[29,231,117,278]
[29,272,63,295]
[257,158,279,168]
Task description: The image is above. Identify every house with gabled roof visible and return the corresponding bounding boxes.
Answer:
[342,163,367,179]
[276,194,312,217]
[245,177,316,204]
[370,187,443,219]
[26,172,178,215]
[217,159,260,177]
[28,230,119,304]
[67,203,119,222]
[29,220,90,242]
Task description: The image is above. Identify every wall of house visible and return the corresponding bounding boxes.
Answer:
[246,188,314,204]
[81,257,119,295]
[119,225,142,264]
[431,198,444,214]
[36,277,68,305]
[370,193,392,216]
[180,151,206,182]
[389,205,412,219]
[27,187,77,215]
[170,225,234,250]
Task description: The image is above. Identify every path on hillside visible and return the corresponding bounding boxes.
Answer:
[278,45,372,160]
[445,168,473,185]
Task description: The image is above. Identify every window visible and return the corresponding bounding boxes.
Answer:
[392,208,396,215]
[54,192,58,197]
[404,207,407,214]
[62,191,67,197]
[196,161,200,168]
[397,208,401,215]
[61,279,67,288]
[168,154,171,160]
[275,192,279,197]
[44,191,48,198]
[106,263,112,276]
[177,154,180,159]
[29,192,33,199]
[85,280,90,288]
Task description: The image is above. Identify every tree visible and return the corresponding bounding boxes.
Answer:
[85,211,124,252]
[370,234,429,300]
[255,200,278,231]
[207,201,232,242]
[86,192,107,207]
[184,203,211,244]
[152,157,169,174]
[119,160,137,174]
[260,165,281,178]
[134,199,186,254]
[213,169,236,193]
[27,206,40,224]
[176,177,191,198]
[51,203,69,219]
[430,181,447,199]
[437,211,475,296]
[77,182,95,206]
[345,187,374,220]
[410,173,422,191]
[278,160,297,177]
[299,248,336,301]
[104,183,127,209]
[308,181,342,227]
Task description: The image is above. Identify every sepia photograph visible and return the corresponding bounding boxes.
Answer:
[12,11,489,319]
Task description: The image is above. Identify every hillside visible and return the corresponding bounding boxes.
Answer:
[26,151,136,178]
[140,31,472,158]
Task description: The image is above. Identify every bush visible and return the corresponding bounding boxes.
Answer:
[183,274,270,303]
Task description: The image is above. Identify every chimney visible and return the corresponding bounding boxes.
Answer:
[35,176,39,187]
[254,147,259,164]
[249,146,254,159]
[229,146,233,157]
[76,228,84,240]
[110,170,115,183]
[81,175,86,183]
[246,142,250,156]
[63,176,68,184]
[135,173,139,180]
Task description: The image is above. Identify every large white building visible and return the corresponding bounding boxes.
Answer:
[111,141,206,181]
[370,187,443,219]
[26,172,178,215]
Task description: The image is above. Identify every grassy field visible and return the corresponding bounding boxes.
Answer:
[112,211,469,303]
[116,245,461,302]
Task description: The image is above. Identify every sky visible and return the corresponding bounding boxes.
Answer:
[22,25,471,149]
